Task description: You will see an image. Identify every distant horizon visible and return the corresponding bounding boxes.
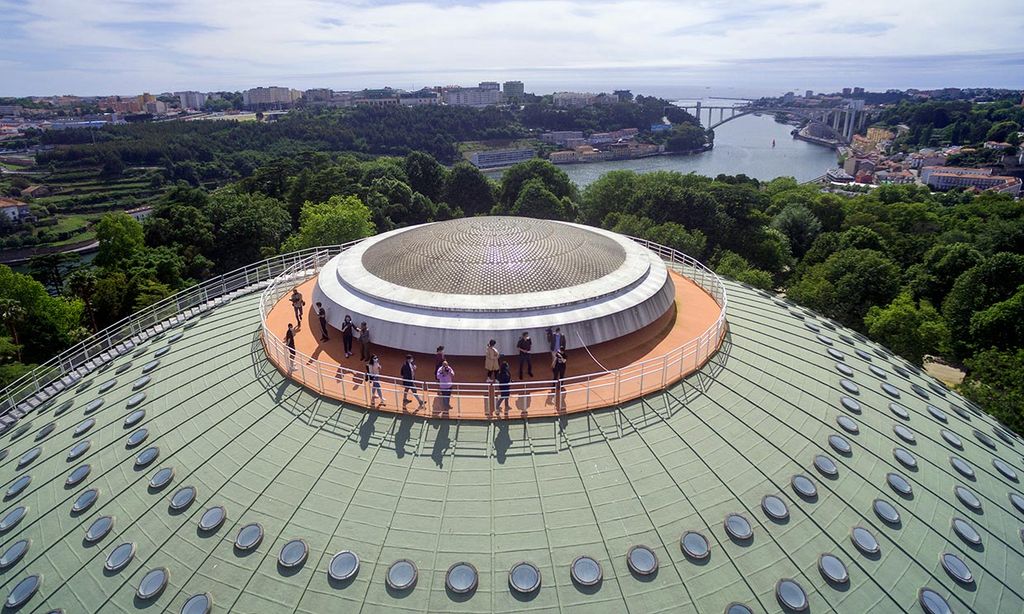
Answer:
[2,0,1022,98]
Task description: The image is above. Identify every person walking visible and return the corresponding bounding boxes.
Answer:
[516,331,533,379]
[434,346,446,380]
[437,360,455,410]
[316,302,329,342]
[341,315,355,357]
[358,322,371,362]
[552,350,567,385]
[401,354,424,409]
[484,339,500,383]
[548,326,566,356]
[290,289,305,326]
[367,354,385,406]
[496,361,512,414]
[284,323,296,362]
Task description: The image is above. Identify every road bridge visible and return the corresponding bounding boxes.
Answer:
[676,101,871,143]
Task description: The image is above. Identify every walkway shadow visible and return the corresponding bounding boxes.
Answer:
[432,422,451,467]
[395,416,413,458]
[494,421,512,464]
[359,413,378,450]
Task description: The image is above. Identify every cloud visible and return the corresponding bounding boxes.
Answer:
[0,0,1022,96]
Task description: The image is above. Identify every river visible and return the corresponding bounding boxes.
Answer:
[488,100,839,188]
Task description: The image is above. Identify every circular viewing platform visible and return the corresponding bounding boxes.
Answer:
[259,223,727,420]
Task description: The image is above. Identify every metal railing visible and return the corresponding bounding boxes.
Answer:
[0,247,343,421]
[258,239,729,419]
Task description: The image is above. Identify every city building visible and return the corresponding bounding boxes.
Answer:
[613,89,633,102]
[352,89,401,107]
[853,87,865,95]
[0,215,1018,614]
[502,81,525,104]
[443,87,501,108]
[552,91,596,108]
[126,206,154,222]
[144,101,168,115]
[242,86,301,111]
[0,105,23,117]
[805,90,814,98]
[922,166,1022,195]
[467,148,535,168]
[842,87,852,96]
[540,131,584,146]
[398,89,440,106]
[175,91,209,110]
[19,185,50,198]
[302,89,334,105]
[478,81,500,91]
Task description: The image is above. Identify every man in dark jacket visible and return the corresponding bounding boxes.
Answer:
[400,354,424,408]
[316,302,329,342]
[516,332,533,379]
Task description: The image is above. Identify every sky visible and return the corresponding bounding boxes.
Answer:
[1,0,1022,98]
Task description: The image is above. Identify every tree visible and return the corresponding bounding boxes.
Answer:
[497,159,577,209]
[94,212,145,268]
[509,179,573,221]
[771,204,822,258]
[205,189,292,271]
[664,124,707,151]
[962,348,1024,434]
[788,248,901,328]
[282,195,376,252]
[864,292,950,363]
[0,265,83,363]
[646,223,707,258]
[581,170,639,226]
[28,252,79,294]
[714,252,774,290]
[968,285,1024,352]
[67,269,98,331]
[404,151,448,202]
[443,163,496,217]
[942,253,1024,357]
[0,299,26,362]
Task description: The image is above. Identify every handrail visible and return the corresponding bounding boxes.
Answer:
[257,237,729,418]
[0,245,348,418]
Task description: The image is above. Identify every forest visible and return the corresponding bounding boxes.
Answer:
[1,146,1022,431]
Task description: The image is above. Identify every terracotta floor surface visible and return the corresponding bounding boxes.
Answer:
[263,271,724,420]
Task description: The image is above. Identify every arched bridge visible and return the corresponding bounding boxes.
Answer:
[675,102,870,142]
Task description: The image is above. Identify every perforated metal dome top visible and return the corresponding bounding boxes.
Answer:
[359,216,627,295]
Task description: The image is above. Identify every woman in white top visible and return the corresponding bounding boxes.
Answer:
[367,355,385,405]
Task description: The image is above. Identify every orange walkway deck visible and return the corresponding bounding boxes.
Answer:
[263,271,724,420]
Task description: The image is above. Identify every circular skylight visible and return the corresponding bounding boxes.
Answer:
[149,467,174,490]
[941,430,963,449]
[570,555,602,586]
[927,405,947,422]
[940,552,973,584]
[168,332,184,343]
[181,592,212,614]
[154,346,171,358]
[67,439,91,461]
[790,310,804,319]
[910,384,929,399]
[170,486,196,511]
[888,403,909,420]
[886,472,913,497]
[950,405,971,421]
[724,513,753,540]
[198,506,226,532]
[951,517,982,546]
[18,447,41,468]
[954,485,982,511]
[626,545,658,575]
[918,588,953,614]
[6,474,31,499]
[761,495,789,521]
[817,335,833,346]
[34,422,56,441]
[775,578,808,612]
[74,418,95,437]
[928,382,948,397]
[123,409,145,428]
[10,422,32,440]
[328,551,359,582]
[142,360,160,374]
[84,398,104,413]
[726,603,754,614]
[53,399,73,416]
[136,567,169,600]
[827,348,845,361]
[1010,492,1024,515]
[235,522,263,551]
[0,506,27,532]
[993,426,1016,446]
[446,561,479,593]
[893,424,916,444]
[881,383,900,398]
[854,349,872,362]
[835,363,854,377]
[104,541,135,572]
[5,574,41,609]
[973,430,997,449]
[85,515,114,543]
[126,392,146,407]
[838,334,854,345]
[840,397,861,413]
[869,365,888,379]
[893,447,917,469]
[126,428,149,448]
[804,322,820,333]
[134,446,159,468]
[818,553,849,583]
[0,539,30,569]
[71,488,99,514]
[851,526,880,555]
[791,474,817,499]
[873,499,901,525]
[837,415,859,434]
[949,456,974,479]
[386,559,417,591]
[814,454,838,477]
[680,531,710,560]
[828,434,852,455]
[508,561,540,594]
[278,539,308,569]
[98,379,117,394]
[65,463,91,487]
[839,379,859,394]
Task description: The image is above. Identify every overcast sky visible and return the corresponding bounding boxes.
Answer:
[2,0,1022,98]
